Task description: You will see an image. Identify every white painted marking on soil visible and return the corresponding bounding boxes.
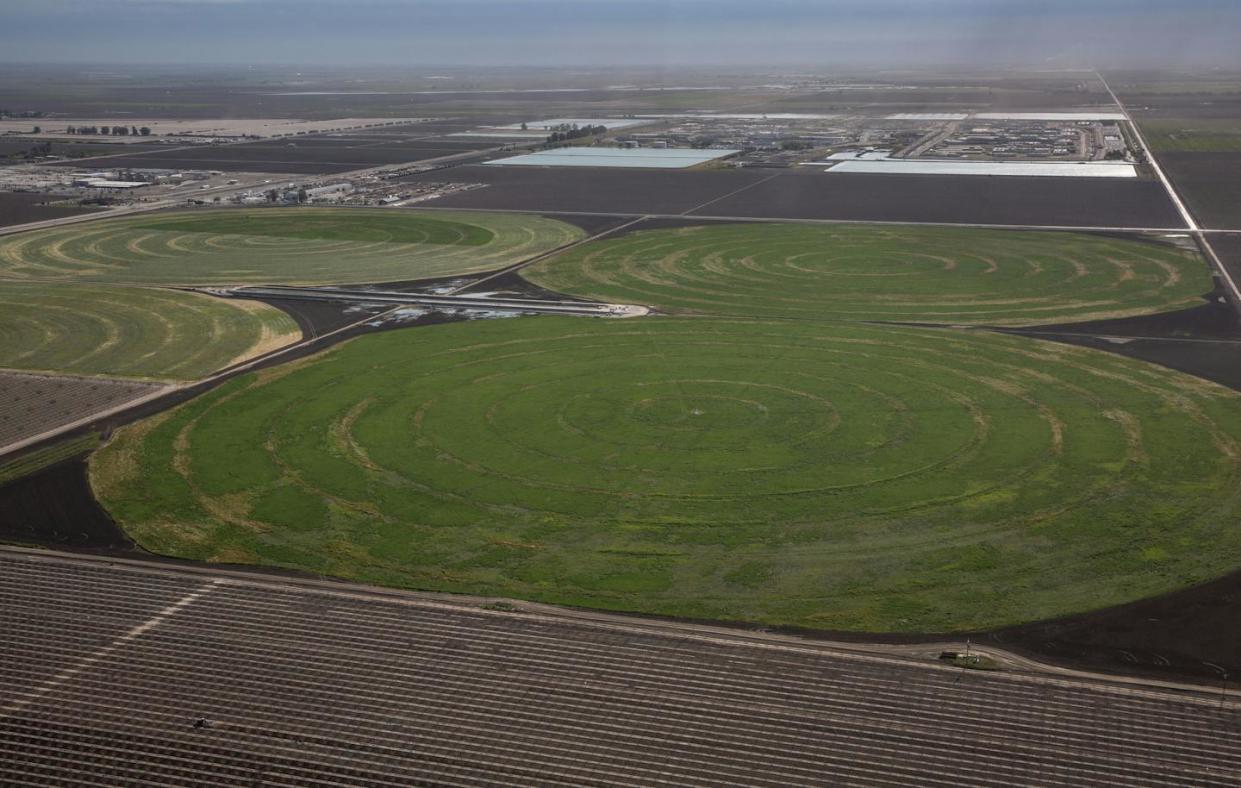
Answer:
[0,580,221,718]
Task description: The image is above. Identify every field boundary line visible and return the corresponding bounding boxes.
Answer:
[0,383,177,460]
[0,295,412,460]
[679,171,785,216]
[403,204,1196,234]
[1096,70,1241,312]
[0,544,1234,706]
[0,577,220,719]
[448,215,650,294]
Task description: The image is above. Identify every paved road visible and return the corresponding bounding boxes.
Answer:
[1,547,1238,786]
[228,286,648,317]
[1095,71,1241,307]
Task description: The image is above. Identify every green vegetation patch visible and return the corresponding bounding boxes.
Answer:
[1142,119,1241,153]
[131,210,495,246]
[0,433,100,486]
[524,223,1210,326]
[93,316,1241,632]
[0,282,298,379]
[0,208,584,285]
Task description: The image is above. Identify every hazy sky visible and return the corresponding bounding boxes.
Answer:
[2,0,1239,68]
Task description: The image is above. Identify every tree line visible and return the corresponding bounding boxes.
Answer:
[65,126,152,136]
[546,124,607,144]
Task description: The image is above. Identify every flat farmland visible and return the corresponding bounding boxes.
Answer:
[524,223,1211,325]
[1117,75,1241,229]
[0,371,164,451]
[0,207,583,380]
[1212,234,1241,291]
[692,171,1184,228]
[0,283,298,380]
[403,166,1186,228]
[92,316,1241,633]
[4,551,1238,787]
[0,207,584,285]
[402,165,777,214]
[50,124,503,175]
[1157,152,1241,229]
[0,193,101,229]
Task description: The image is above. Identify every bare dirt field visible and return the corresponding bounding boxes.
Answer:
[0,461,128,550]
[402,165,1185,228]
[0,117,425,140]
[690,171,1184,228]
[1212,234,1241,289]
[1,548,1237,786]
[0,371,165,452]
[1158,152,1241,229]
[1114,73,1241,229]
[47,122,503,175]
[0,193,101,228]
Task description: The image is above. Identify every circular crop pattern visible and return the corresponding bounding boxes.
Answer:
[525,223,1211,325]
[0,208,583,285]
[0,282,298,379]
[95,317,1241,632]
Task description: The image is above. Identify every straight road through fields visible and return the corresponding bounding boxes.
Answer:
[1096,70,1241,309]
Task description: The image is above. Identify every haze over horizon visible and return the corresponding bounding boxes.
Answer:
[2,0,1240,69]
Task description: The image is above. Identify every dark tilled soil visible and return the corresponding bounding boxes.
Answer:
[538,211,644,236]
[47,132,502,176]
[985,570,1241,682]
[1015,291,1239,338]
[401,165,1186,228]
[249,297,385,339]
[1017,333,1241,395]
[692,170,1185,229]
[461,270,597,301]
[0,460,133,551]
[0,192,102,228]
[995,293,1241,390]
[1159,152,1241,230]
[398,165,774,216]
[1210,233,1241,289]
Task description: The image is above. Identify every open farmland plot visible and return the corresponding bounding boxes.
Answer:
[0,207,582,379]
[0,193,102,229]
[0,283,298,380]
[524,223,1212,325]
[0,371,164,451]
[0,208,584,285]
[93,317,1241,632]
[52,138,497,175]
[1157,152,1241,230]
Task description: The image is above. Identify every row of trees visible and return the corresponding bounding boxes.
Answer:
[65,126,152,136]
[546,124,607,144]
[2,142,53,161]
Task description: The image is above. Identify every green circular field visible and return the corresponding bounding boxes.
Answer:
[93,317,1241,632]
[0,282,298,380]
[524,223,1212,325]
[0,208,583,285]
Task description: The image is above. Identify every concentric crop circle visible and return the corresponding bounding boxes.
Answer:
[525,223,1211,325]
[0,282,298,379]
[97,317,1241,631]
[0,208,584,285]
